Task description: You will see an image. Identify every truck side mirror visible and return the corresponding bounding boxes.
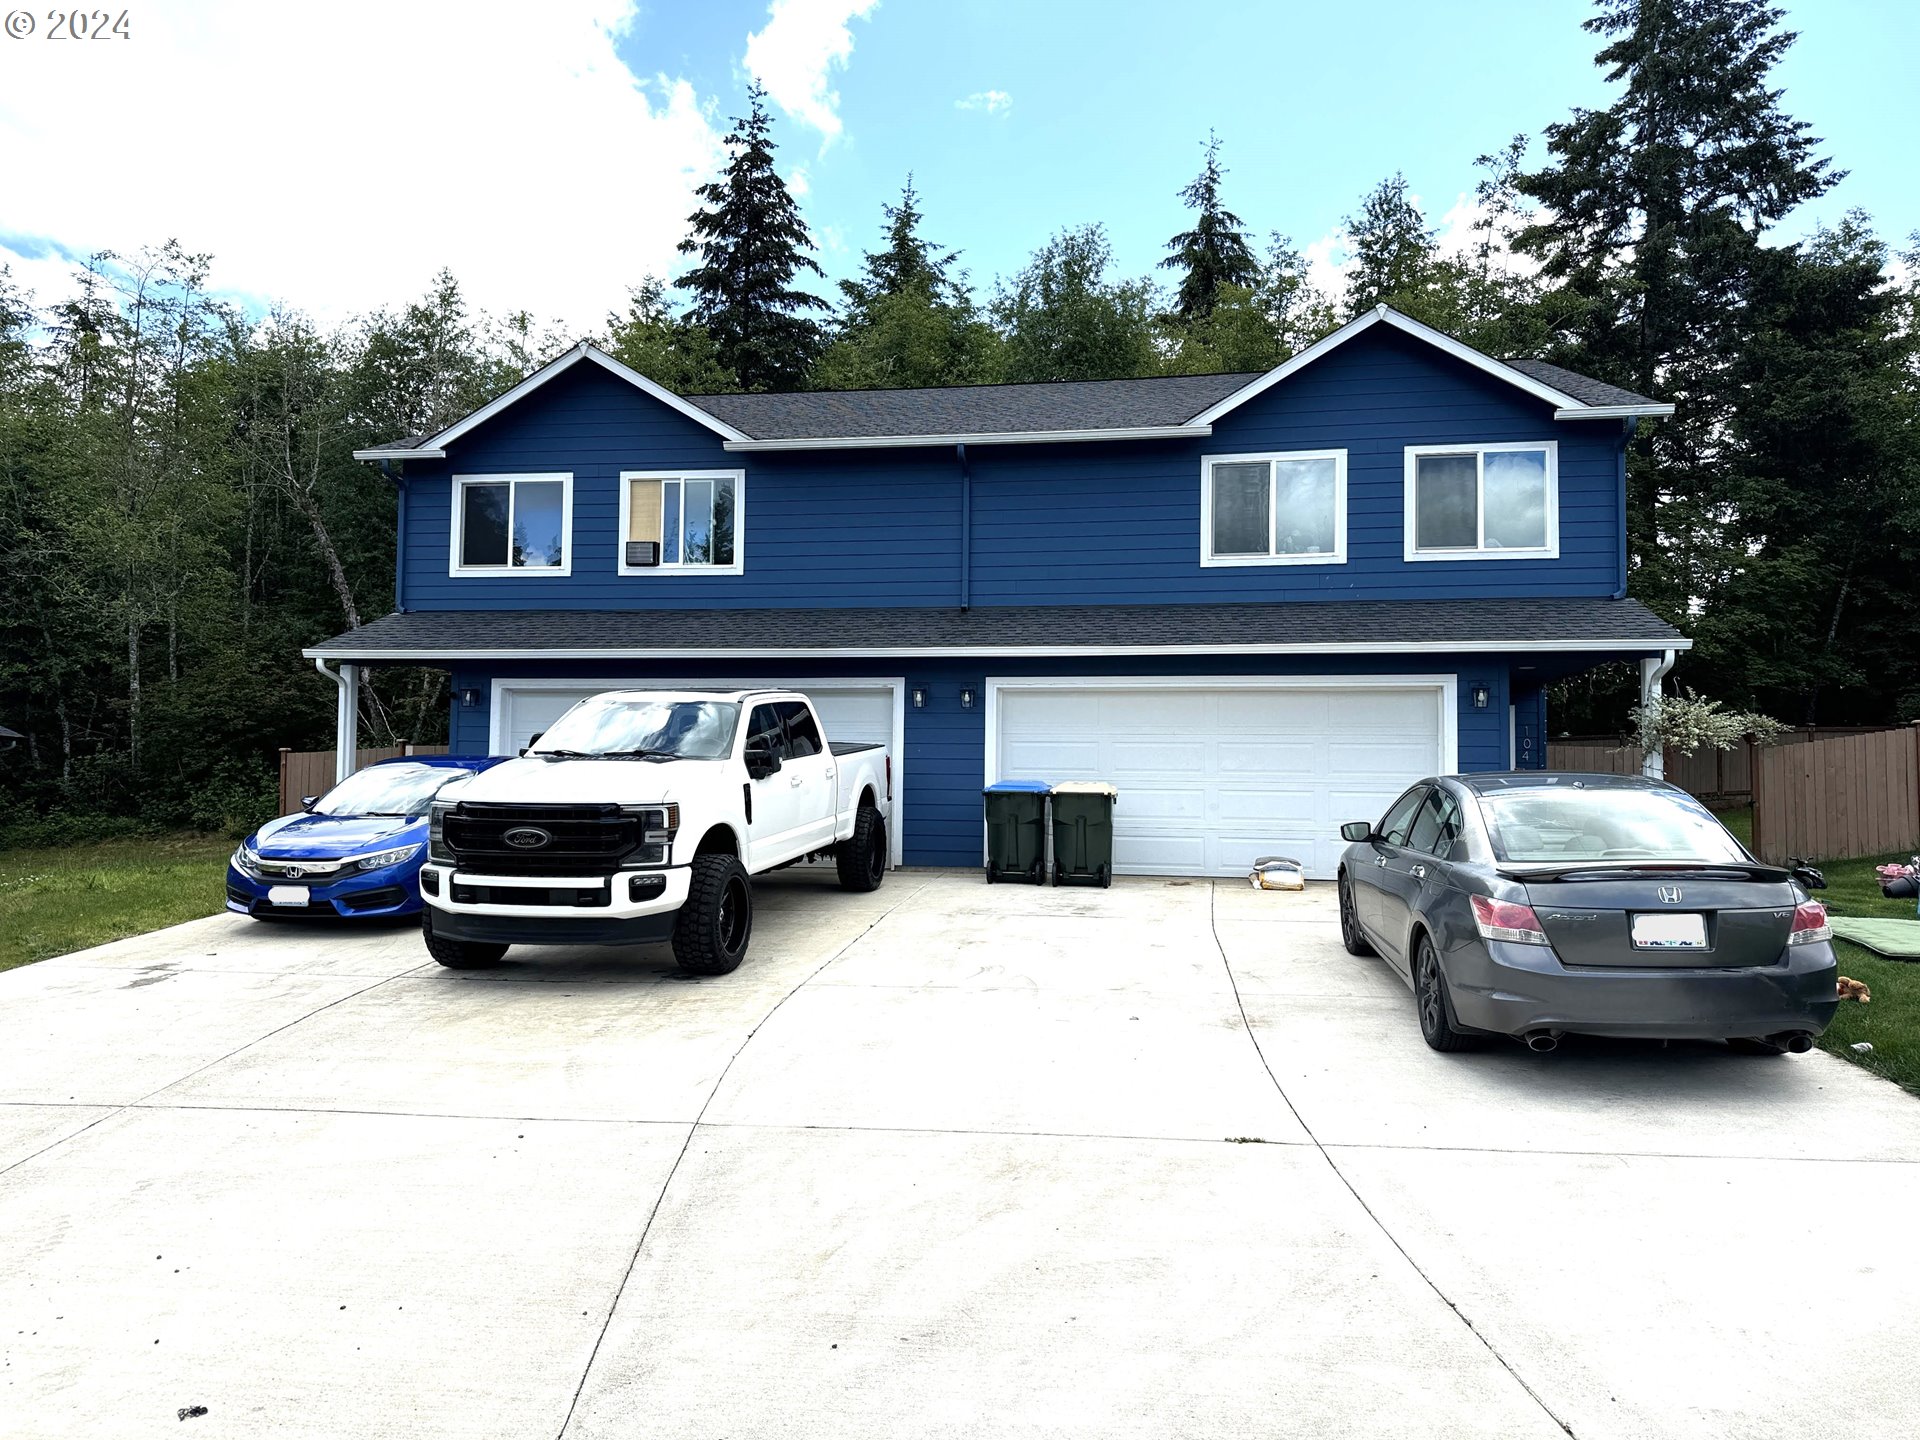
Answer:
[1340,821,1374,843]
[745,738,782,779]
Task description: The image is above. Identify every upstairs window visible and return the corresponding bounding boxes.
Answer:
[451,474,571,575]
[620,469,744,575]
[1404,442,1557,560]
[1200,450,1346,566]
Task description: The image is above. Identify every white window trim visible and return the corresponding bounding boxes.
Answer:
[448,473,573,577]
[1403,441,1559,562]
[617,469,746,577]
[1199,449,1348,568]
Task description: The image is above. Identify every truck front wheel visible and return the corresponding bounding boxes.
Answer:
[835,805,888,893]
[421,908,508,969]
[673,854,753,975]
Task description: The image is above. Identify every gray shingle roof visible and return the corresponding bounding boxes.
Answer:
[1503,359,1664,410]
[307,598,1684,659]
[684,372,1263,441]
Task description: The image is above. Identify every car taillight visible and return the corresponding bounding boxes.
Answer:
[1788,901,1831,946]
[1471,894,1550,946]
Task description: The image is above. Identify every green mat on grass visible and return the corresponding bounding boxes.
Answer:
[1831,916,1920,960]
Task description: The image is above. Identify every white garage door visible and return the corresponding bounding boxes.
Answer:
[992,681,1449,880]
[492,678,903,863]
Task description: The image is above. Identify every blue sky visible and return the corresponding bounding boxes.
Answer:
[1,0,1912,330]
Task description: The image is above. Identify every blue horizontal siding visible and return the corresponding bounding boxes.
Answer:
[402,327,1628,614]
[445,653,1523,868]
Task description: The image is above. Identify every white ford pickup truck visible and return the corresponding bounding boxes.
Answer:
[418,689,891,975]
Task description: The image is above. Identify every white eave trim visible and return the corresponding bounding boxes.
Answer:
[303,636,1692,662]
[1552,403,1676,420]
[722,424,1210,452]
[1185,305,1666,428]
[354,343,751,463]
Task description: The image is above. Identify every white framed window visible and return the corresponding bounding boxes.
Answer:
[618,469,745,576]
[1199,449,1347,567]
[449,473,572,576]
[1403,441,1558,561]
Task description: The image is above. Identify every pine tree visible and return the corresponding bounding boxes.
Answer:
[1160,133,1260,323]
[1341,174,1457,321]
[676,84,828,392]
[1514,0,1840,621]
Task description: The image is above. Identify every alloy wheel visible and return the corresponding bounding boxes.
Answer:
[718,875,750,954]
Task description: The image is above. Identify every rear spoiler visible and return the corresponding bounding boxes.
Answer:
[1498,861,1793,884]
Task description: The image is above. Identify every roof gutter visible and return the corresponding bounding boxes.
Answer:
[722,424,1209,452]
[1553,403,1675,420]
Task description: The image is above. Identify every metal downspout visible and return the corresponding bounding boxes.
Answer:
[1640,647,1676,779]
[956,442,972,611]
[315,656,360,783]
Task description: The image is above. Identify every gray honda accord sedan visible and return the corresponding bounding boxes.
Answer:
[1336,772,1839,1055]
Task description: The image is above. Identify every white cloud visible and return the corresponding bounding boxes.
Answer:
[787,164,812,198]
[742,0,879,143]
[955,90,1012,115]
[0,0,725,331]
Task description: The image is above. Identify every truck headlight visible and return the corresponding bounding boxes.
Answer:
[356,844,424,873]
[621,804,680,865]
[428,801,455,864]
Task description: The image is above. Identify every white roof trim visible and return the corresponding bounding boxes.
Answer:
[722,424,1210,452]
[1553,403,1676,420]
[304,636,1690,662]
[355,343,751,462]
[1185,305,1661,427]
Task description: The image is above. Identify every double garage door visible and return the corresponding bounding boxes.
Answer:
[490,679,903,865]
[992,680,1450,880]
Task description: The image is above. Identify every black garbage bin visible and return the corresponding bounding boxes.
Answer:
[1050,781,1117,887]
[983,780,1050,884]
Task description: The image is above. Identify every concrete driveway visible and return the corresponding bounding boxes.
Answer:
[3,870,1918,1439]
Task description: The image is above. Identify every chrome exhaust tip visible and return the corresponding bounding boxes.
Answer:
[1783,1032,1814,1054]
[1524,1030,1560,1053]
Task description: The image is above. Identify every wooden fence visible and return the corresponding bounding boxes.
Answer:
[1751,724,1920,864]
[276,743,450,816]
[1544,739,1753,806]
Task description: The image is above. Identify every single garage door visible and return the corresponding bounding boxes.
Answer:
[992,680,1448,879]
[491,679,903,864]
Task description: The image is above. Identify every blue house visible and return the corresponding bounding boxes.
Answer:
[308,305,1683,878]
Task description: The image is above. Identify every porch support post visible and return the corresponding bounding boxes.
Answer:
[1640,648,1676,780]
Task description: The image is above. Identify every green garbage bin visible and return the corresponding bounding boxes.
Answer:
[983,780,1050,885]
[1051,781,1118,888]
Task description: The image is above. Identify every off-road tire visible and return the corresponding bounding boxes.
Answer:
[421,907,508,969]
[835,805,887,893]
[1338,874,1374,956]
[673,853,753,975]
[1414,933,1479,1052]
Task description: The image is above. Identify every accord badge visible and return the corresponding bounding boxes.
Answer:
[502,827,552,849]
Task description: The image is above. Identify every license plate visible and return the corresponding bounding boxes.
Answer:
[1631,912,1707,950]
[267,885,311,906]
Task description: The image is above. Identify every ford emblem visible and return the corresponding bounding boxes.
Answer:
[502,826,552,849]
[1658,886,1683,904]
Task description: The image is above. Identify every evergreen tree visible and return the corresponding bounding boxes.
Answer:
[814,179,1001,389]
[604,278,738,394]
[1166,234,1339,375]
[992,225,1160,383]
[1341,174,1457,320]
[1514,0,1840,621]
[676,83,828,392]
[1160,133,1260,323]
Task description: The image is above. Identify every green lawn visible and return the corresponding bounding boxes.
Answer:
[0,835,235,972]
[1805,843,1920,1095]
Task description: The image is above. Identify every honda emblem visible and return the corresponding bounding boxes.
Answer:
[1657,886,1684,904]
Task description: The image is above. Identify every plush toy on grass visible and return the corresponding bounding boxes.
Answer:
[1835,975,1872,1003]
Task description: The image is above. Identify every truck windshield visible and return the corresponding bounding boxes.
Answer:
[313,763,475,818]
[530,698,740,760]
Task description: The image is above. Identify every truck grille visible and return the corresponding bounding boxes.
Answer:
[442,803,640,876]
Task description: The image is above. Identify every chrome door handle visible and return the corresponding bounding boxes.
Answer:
[1410,864,1427,879]
[1375,856,1388,868]
[789,775,804,787]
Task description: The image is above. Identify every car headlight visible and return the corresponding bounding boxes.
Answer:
[356,844,424,872]
[231,844,260,875]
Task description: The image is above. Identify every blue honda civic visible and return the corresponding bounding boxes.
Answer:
[226,756,505,920]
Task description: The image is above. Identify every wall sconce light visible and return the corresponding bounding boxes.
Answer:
[911,687,926,709]
[1471,684,1490,710]
[960,688,976,710]
[459,688,482,709]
